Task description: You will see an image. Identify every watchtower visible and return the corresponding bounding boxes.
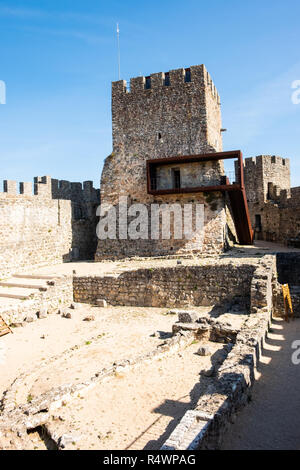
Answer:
[96,65,236,260]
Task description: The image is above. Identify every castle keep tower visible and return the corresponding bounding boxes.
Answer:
[95,65,235,260]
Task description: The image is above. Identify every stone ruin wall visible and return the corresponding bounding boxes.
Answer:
[0,176,99,278]
[74,261,256,309]
[242,155,300,246]
[95,65,238,260]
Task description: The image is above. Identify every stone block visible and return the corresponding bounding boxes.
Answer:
[96,299,107,308]
[83,315,95,322]
[25,314,38,323]
[177,310,199,323]
[38,308,48,319]
[197,345,213,356]
[62,311,72,319]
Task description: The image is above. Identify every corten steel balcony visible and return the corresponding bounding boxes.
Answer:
[146,150,253,245]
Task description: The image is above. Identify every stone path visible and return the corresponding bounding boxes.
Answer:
[221,318,300,450]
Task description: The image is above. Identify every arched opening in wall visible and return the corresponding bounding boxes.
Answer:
[157,132,162,140]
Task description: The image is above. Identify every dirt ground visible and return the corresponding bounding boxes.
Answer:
[49,340,223,450]
[0,304,225,451]
[0,305,211,403]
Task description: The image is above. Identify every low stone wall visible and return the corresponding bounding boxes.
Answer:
[161,255,276,450]
[0,276,73,326]
[73,262,257,309]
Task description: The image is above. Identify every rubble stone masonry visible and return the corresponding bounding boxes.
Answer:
[242,155,300,246]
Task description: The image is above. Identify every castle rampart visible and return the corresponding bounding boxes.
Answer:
[0,176,100,278]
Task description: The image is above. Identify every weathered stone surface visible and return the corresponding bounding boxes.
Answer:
[25,314,37,323]
[243,155,300,247]
[58,433,81,449]
[177,310,199,323]
[74,262,256,308]
[96,299,107,308]
[38,308,48,319]
[161,255,277,451]
[0,178,99,279]
[83,315,95,322]
[95,65,239,261]
[62,311,72,319]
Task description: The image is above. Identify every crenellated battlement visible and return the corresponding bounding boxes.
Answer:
[112,64,220,104]
[0,176,99,202]
[243,155,290,169]
[51,178,99,202]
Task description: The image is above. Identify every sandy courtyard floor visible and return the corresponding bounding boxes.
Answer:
[48,340,222,450]
[0,304,225,451]
[0,304,214,404]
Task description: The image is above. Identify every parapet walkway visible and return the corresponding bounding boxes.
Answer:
[221,318,300,450]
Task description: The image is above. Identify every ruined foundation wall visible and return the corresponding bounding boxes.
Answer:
[74,262,256,308]
[162,255,277,450]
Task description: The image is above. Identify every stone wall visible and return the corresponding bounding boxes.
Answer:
[73,261,257,308]
[95,65,231,260]
[0,176,99,278]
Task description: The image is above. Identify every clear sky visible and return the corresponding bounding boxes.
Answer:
[0,0,300,187]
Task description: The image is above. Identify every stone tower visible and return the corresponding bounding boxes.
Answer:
[95,65,235,260]
[243,155,290,205]
[242,155,291,240]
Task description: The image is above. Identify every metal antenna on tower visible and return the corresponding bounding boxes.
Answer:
[117,23,121,80]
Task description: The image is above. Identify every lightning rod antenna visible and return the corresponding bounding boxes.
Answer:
[117,23,121,80]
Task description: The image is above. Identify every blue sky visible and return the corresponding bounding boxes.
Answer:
[0,0,300,187]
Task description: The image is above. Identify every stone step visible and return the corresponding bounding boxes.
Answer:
[0,288,32,300]
[13,274,58,280]
[0,280,46,300]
